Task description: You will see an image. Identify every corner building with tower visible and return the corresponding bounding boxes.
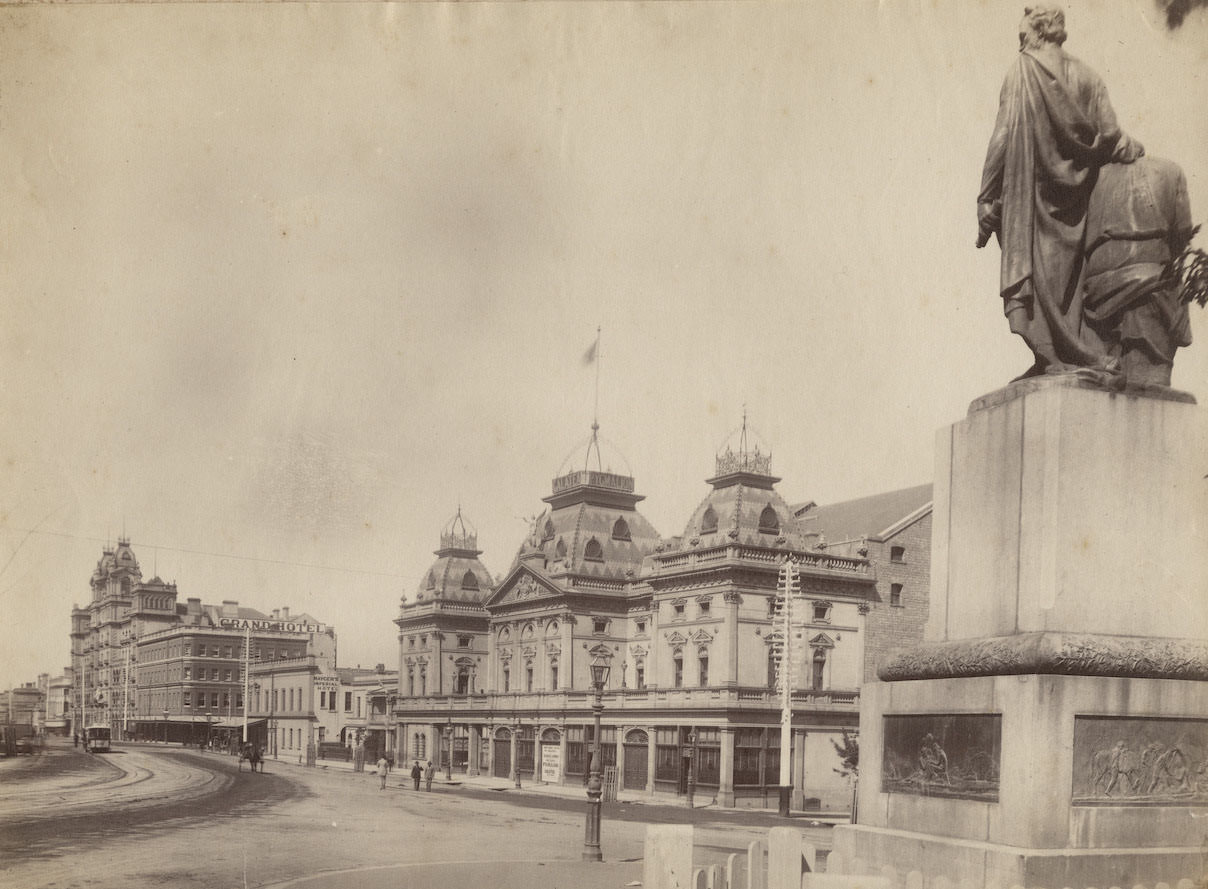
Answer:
[394,427,931,811]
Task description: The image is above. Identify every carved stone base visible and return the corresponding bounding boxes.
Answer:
[879,631,1208,681]
[837,672,1208,888]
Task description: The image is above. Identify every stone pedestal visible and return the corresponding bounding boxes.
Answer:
[833,379,1208,888]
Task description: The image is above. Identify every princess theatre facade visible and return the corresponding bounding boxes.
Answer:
[394,429,930,810]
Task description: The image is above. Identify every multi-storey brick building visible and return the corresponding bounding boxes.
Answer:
[393,424,932,811]
[70,538,334,743]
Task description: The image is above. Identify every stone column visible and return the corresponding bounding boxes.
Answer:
[486,628,497,692]
[723,593,741,686]
[791,728,806,810]
[646,727,657,794]
[510,728,519,781]
[719,726,736,807]
[432,632,444,695]
[558,724,568,785]
[468,725,480,776]
[647,606,661,688]
[559,616,573,689]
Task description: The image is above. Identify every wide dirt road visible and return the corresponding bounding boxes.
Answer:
[0,739,796,889]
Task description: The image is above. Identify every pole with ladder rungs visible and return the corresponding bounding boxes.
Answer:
[771,557,802,815]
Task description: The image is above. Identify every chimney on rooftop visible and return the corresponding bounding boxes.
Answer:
[272,609,280,620]
[281,606,290,620]
[221,600,238,618]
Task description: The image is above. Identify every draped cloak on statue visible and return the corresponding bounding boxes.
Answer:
[979,48,1144,369]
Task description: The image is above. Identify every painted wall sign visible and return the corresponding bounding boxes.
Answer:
[881,713,1001,801]
[1072,715,1208,806]
[219,618,325,634]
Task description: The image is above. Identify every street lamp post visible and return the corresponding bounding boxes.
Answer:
[445,717,453,781]
[583,656,610,863]
[162,709,169,744]
[206,711,213,750]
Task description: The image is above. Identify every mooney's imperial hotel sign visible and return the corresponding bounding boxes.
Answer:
[219,617,327,635]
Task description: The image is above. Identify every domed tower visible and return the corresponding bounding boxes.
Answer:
[677,419,811,551]
[483,424,662,698]
[396,508,493,700]
[511,425,662,583]
[91,537,143,601]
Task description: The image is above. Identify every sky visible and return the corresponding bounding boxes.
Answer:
[2,0,1206,690]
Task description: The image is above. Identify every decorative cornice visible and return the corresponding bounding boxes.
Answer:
[879,632,1208,682]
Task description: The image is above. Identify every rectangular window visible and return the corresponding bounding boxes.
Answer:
[183,693,191,707]
[356,696,361,717]
[698,656,709,687]
[236,693,243,709]
[890,583,903,606]
[635,620,646,634]
[635,664,645,689]
[183,667,191,680]
[890,545,905,563]
[344,692,352,712]
[526,667,533,692]
[224,670,232,681]
[698,600,711,615]
[502,669,510,693]
[211,646,219,657]
[458,635,472,648]
[223,646,232,658]
[673,603,685,617]
[593,619,607,634]
[319,691,325,709]
[211,669,220,680]
[211,692,219,708]
[695,728,720,785]
[654,728,680,782]
[734,728,763,786]
[673,657,683,688]
[222,692,230,708]
[550,664,558,689]
[565,726,587,776]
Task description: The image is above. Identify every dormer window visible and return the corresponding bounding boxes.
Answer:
[584,538,604,562]
[700,506,718,535]
[758,505,780,535]
[461,570,479,591]
[611,517,631,541]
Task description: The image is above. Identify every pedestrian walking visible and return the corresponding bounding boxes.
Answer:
[73,733,78,749]
[425,760,434,792]
[410,760,422,791]
[377,754,389,790]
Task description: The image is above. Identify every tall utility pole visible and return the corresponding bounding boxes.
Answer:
[242,626,251,744]
[771,557,802,816]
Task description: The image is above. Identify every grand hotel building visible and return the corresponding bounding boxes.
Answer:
[394,428,931,811]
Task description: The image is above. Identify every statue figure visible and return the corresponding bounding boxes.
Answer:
[977,5,1147,380]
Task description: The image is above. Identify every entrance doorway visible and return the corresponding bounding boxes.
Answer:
[623,729,648,790]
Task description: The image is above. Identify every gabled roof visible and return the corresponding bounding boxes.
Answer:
[793,483,933,544]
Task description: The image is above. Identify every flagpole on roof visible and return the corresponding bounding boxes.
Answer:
[584,326,603,472]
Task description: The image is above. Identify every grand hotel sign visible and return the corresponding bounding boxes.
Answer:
[218,618,326,635]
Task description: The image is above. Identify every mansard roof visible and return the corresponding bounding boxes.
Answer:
[408,509,495,606]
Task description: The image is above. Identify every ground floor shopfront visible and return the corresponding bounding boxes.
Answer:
[395,688,858,811]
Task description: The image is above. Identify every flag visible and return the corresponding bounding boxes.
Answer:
[582,336,598,365]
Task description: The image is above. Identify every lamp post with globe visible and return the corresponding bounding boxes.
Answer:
[583,656,610,862]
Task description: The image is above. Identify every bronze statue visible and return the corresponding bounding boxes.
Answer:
[976,6,1196,386]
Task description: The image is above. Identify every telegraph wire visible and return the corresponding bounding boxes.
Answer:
[0,527,409,580]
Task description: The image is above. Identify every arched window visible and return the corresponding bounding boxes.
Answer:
[611,517,631,541]
[555,538,567,559]
[542,519,555,542]
[461,570,479,591]
[700,506,718,535]
[672,647,684,688]
[584,538,604,562]
[425,571,436,590]
[758,505,780,535]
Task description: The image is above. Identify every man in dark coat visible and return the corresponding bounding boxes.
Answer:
[411,760,422,791]
[978,5,1145,378]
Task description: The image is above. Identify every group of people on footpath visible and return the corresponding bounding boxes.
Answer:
[375,753,435,792]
